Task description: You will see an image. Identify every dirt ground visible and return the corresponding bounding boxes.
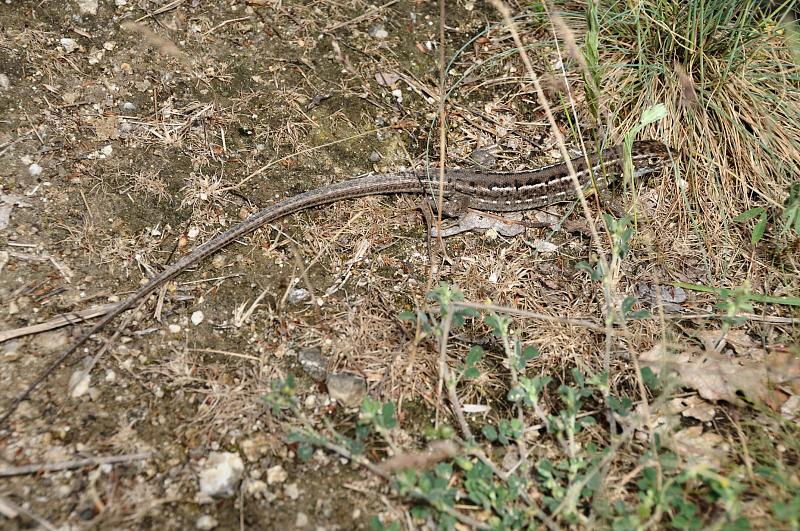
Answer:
[0,1,554,528]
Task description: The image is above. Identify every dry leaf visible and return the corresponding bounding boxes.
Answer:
[669,395,716,422]
[374,72,402,86]
[640,343,800,409]
[624,401,681,442]
[673,352,768,404]
[669,426,729,468]
[765,351,800,395]
[694,329,726,352]
[675,61,700,109]
[377,441,458,474]
[694,329,763,358]
[722,329,764,358]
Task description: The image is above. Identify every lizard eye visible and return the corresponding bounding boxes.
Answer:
[648,156,662,165]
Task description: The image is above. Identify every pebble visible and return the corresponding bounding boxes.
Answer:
[28,163,43,177]
[60,38,78,53]
[469,146,496,168]
[0,74,10,90]
[298,348,328,382]
[1,338,20,360]
[195,515,218,530]
[240,434,269,462]
[76,0,98,15]
[287,287,310,304]
[304,395,317,409]
[391,88,403,103]
[191,311,204,326]
[69,369,90,398]
[245,478,267,497]
[284,482,300,500]
[266,464,287,485]
[198,452,244,498]
[326,373,367,407]
[369,25,388,39]
[530,239,558,253]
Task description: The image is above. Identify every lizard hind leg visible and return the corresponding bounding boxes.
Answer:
[426,193,530,238]
[431,210,527,238]
[435,195,470,219]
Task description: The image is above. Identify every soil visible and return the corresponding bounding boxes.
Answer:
[0,1,523,528]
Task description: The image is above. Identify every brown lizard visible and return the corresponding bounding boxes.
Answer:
[0,140,670,426]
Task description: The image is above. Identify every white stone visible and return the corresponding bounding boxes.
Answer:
[245,479,267,496]
[198,452,244,498]
[60,38,78,53]
[69,370,90,398]
[284,483,299,500]
[531,239,558,253]
[195,515,218,530]
[191,311,204,326]
[77,0,98,14]
[28,163,43,177]
[266,464,287,485]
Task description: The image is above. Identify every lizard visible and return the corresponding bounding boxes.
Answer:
[0,139,670,426]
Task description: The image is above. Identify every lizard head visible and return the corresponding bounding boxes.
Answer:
[630,140,672,177]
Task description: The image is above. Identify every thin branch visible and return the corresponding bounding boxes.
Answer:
[0,451,154,477]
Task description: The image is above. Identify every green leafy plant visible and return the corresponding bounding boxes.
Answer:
[262,280,765,528]
[779,181,800,237]
[734,207,769,245]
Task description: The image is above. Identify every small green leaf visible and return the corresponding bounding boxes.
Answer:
[639,103,668,127]
[587,372,608,388]
[571,368,586,388]
[463,367,480,380]
[398,310,417,322]
[465,345,483,366]
[285,431,305,444]
[521,345,539,363]
[482,424,498,442]
[483,313,510,338]
[608,395,633,416]
[640,366,660,390]
[734,207,766,222]
[621,295,637,315]
[380,402,397,429]
[297,444,314,462]
[752,211,767,244]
